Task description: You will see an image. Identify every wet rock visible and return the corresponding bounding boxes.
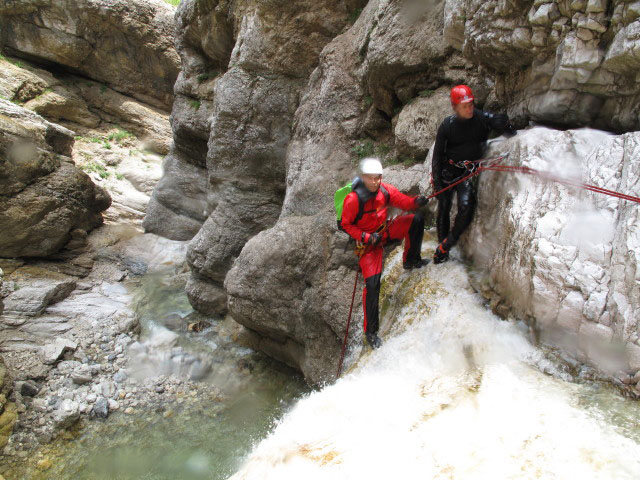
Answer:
[41,338,78,365]
[463,127,640,379]
[188,359,211,381]
[92,397,109,419]
[113,370,128,384]
[2,267,76,316]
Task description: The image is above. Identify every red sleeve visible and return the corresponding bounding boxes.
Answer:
[340,192,369,243]
[383,183,418,211]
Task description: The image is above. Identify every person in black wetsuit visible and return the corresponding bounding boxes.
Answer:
[431,84,516,264]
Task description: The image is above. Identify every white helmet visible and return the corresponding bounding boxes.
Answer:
[360,157,383,175]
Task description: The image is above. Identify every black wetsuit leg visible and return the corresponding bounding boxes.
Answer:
[436,189,454,243]
[406,212,425,263]
[449,179,476,244]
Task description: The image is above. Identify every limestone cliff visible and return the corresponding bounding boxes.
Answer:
[0,100,111,257]
[148,0,640,384]
[0,0,180,110]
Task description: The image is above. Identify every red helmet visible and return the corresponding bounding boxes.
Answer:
[450,85,474,106]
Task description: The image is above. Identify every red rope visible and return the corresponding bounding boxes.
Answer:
[428,156,640,205]
[337,269,359,378]
[483,165,640,204]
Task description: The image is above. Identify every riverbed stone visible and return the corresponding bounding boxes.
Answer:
[52,399,79,429]
[92,397,109,419]
[71,364,93,385]
[41,338,78,365]
[19,380,39,397]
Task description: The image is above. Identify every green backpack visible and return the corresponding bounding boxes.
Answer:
[334,177,389,231]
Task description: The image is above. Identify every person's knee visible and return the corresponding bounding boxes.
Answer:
[365,274,381,292]
[458,188,476,211]
[411,211,424,228]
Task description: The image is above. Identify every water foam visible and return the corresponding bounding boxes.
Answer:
[230,241,640,479]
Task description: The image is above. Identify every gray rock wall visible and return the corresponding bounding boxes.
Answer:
[145,0,367,317]
[463,127,640,381]
[0,99,111,257]
[149,0,640,384]
[0,0,180,110]
[446,0,640,131]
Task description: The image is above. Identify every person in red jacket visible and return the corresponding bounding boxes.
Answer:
[341,157,429,348]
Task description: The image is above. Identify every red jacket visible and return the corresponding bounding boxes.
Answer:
[341,183,418,243]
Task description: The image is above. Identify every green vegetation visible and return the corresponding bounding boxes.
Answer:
[189,99,201,110]
[352,139,393,163]
[348,8,363,25]
[363,95,373,108]
[197,72,213,83]
[419,89,435,98]
[75,135,114,150]
[352,139,375,160]
[377,143,390,156]
[115,172,125,180]
[80,161,110,179]
[164,0,181,5]
[387,156,422,167]
[0,52,25,68]
[107,128,135,144]
[99,85,107,94]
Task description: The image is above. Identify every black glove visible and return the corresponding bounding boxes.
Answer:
[504,122,517,137]
[367,232,382,246]
[415,195,429,207]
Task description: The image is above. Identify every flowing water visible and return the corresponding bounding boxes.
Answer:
[229,240,640,479]
[7,237,640,479]
[9,264,309,480]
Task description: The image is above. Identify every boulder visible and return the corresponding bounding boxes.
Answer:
[41,338,78,365]
[2,266,76,316]
[462,127,640,376]
[394,87,452,160]
[0,0,180,110]
[0,99,111,257]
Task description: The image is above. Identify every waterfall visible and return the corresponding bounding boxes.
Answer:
[230,239,640,479]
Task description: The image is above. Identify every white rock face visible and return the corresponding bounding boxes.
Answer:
[463,127,640,376]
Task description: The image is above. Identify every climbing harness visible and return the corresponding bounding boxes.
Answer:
[430,153,640,205]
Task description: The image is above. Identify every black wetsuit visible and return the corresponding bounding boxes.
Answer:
[432,109,513,245]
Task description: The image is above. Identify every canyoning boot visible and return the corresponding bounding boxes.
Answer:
[365,332,382,349]
[403,258,430,270]
[433,238,451,264]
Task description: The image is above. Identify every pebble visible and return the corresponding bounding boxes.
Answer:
[114,370,128,383]
[124,407,134,415]
[93,397,109,419]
